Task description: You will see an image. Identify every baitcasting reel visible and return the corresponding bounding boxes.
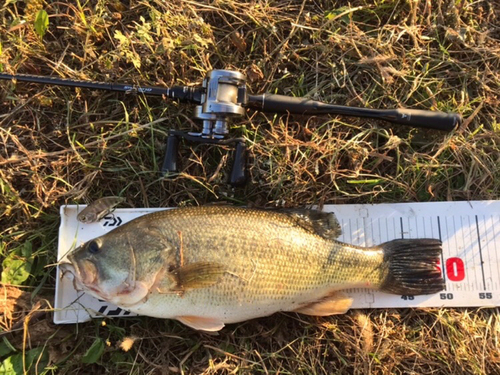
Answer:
[162,70,249,186]
[0,69,463,186]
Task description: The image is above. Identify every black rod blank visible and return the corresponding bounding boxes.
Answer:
[0,73,203,103]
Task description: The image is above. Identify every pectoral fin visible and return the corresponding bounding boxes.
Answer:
[176,315,225,331]
[293,291,353,316]
[171,261,226,290]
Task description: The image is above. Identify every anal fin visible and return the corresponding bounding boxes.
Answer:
[176,315,225,332]
[293,291,353,316]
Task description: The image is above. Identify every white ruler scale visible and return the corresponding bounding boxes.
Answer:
[54,201,500,324]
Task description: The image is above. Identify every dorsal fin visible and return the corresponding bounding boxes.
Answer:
[279,209,341,239]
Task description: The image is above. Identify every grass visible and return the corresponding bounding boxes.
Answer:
[1,0,500,373]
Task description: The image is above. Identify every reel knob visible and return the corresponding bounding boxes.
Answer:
[230,141,247,187]
[161,134,179,174]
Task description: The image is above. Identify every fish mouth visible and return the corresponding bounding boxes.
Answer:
[59,262,76,278]
[64,255,102,296]
[77,259,98,285]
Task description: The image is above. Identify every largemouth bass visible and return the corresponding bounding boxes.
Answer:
[62,206,444,331]
[77,196,125,223]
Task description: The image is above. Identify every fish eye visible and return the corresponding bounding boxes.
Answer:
[88,240,100,254]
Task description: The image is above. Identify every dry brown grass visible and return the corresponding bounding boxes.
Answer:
[1,0,500,374]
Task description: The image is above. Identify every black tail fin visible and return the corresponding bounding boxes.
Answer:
[379,239,445,295]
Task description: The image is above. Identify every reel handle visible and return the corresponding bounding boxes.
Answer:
[161,134,179,174]
[161,131,247,186]
[230,141,247,187]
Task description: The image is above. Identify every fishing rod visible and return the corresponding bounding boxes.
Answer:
[0,70,462,185]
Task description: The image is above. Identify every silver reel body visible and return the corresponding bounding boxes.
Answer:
[191,70,247,138]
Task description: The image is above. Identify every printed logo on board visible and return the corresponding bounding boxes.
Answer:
[103,215,122,227]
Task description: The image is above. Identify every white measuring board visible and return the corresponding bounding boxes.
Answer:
[54,201,500,324]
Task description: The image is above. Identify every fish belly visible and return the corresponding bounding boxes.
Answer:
[127,284,342,323]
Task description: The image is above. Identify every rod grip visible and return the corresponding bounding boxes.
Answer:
[248,94,462,131]
[387,109,462,131]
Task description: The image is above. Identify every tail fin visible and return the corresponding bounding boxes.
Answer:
[379,239,445,295]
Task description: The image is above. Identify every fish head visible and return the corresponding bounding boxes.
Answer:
[65,227,166,307]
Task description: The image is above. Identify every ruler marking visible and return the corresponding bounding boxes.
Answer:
[446,216,455,292]
[355,217,359,245]
[475,215,487,291]
[348,218,352,244]
[377,218,382,244]
[471,215,481,292]
[453,216,463,291]
[490,214,499,290]
[400,217,404,239]
[452,218,459,292]
[357,217,361,245]
[354,218,358,244]
[364,217,369,246]
[469,215,477,291]
[363,218,373,246]
[437,216,447,290]
[393,217,397,240]
[455,216,463,292]
[385,217,389,242]
[357,217,363,246]
[364,217,368,246]
[464,215,474,292]
[424,216,430,238]
[470,215,478,292]
[490,215,500,290]
[352,218,356,243]
[341,218,346,243]
[485,214,497,291]
[483,214,492,291]
[491,215,499,290]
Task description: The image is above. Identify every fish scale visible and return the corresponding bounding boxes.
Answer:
[150,208,378,297]
[63,206,443,330]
